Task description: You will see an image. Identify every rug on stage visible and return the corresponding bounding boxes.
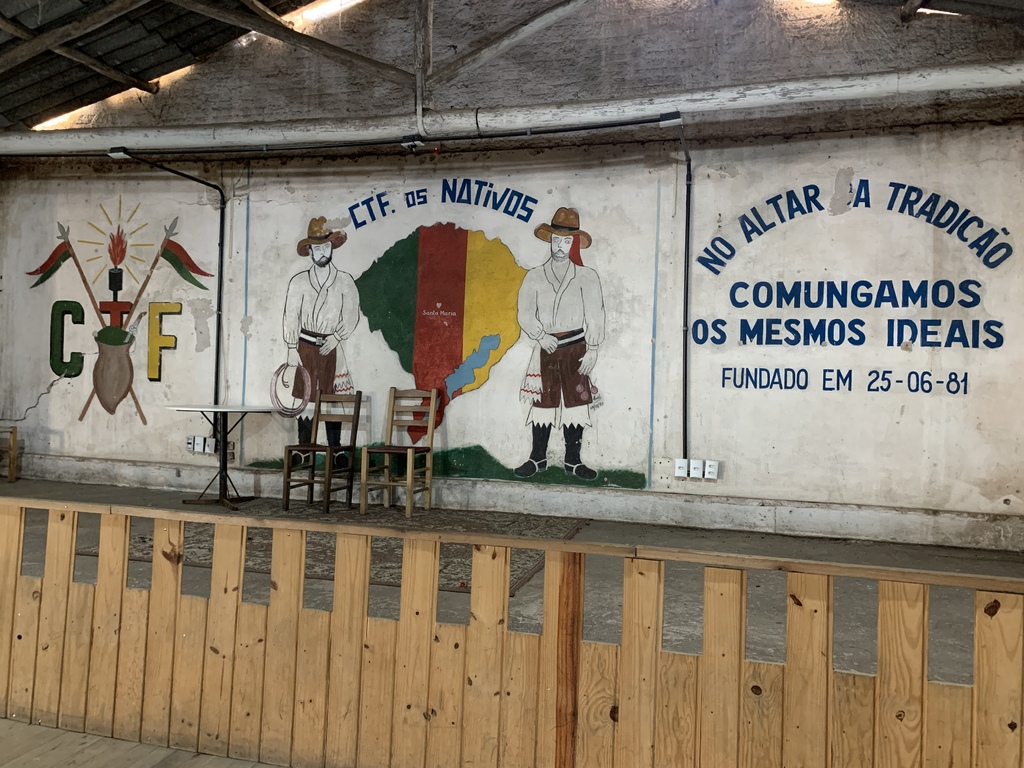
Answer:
[77,503,587,597]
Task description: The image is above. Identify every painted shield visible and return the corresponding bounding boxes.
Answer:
[93,337,134,415]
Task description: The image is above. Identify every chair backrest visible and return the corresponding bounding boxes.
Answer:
[383,388,439,448]
[312,391,362,447]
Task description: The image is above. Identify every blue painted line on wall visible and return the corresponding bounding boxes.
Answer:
[241,163,251,405]
[647,179,662,489]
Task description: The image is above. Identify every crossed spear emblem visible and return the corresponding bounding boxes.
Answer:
[40,218,198,425]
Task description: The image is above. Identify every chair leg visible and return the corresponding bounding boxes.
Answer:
[307,453,315,503]
[383,455,392,508]
[424,455,433,511]
[324,448,334,514]
[359,449,369,514]
[345,451,356,508]
[283,450,291,511]
[405,448,414,518]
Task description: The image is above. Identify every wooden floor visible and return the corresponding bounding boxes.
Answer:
[0,718,275,767]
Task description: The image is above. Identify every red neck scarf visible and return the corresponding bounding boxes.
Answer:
[569,237,583,266]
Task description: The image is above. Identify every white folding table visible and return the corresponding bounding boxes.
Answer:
[169,404,274,509]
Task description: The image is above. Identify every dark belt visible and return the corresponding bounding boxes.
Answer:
[299,330,329,347]
[551,328,585,348]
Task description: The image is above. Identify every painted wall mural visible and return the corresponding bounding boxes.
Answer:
[282,216,359,450]
[348,208,634,487]
[691,178,1009,387]
[5,133,1024,518]
[25,198,212,424]
[515,207,605,481]
[266,184,645,489]
[684,147,1024,512]
[354,222,524,421]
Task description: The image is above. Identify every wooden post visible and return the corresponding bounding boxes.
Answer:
[391,539,441,766]
[0,505,25,715]
[33,509,78,727]
[259,528,305,764]
[874,580,928,768]
[782,572,832,767]
[617,557,665,768]
[325,533,371,768]
[198,524,246,755]
[698,567,746,768]
[141,519,184,745]
[461,544,511,768]
[555,551,584,768]
[86,513,130,736]
[974,590,1023,768]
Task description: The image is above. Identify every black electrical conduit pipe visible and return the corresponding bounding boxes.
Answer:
[110,148,226,407]
[678,125,692,462]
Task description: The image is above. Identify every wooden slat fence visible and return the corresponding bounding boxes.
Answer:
[0,499,1021,768]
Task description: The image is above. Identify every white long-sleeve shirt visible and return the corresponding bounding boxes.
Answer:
[283,264,360,347]
[517,260,605,347]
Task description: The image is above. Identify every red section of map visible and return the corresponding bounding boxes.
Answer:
[413,223,468,419]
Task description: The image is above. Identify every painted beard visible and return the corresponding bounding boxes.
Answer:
[551,247,569,261]
[313,253,333,267]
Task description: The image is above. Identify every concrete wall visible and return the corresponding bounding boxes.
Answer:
[2,124,1023,549]
[4,0,1024,548]
[674,128,1023,519]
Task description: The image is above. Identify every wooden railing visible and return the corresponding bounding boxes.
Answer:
[0,499,1021,768]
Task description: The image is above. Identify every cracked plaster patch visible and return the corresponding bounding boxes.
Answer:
[828,167,856,215]
[188,298,215,352]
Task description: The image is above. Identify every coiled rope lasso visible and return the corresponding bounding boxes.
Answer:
[270,363,311,417]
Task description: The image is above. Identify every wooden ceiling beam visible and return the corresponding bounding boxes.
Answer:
[238,0,293,27]
[0,13,158,94]
[901,0,930,21]
[417,0,433,76]
[924,0,1024,19]
[0,0,152,76]
[428,0,591,87]
[167,0,415,89]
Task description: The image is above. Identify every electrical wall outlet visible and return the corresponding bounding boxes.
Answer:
[186,435,209,452]
[688,459,703,478]
[674,458,688,478]
[704,460,720,480]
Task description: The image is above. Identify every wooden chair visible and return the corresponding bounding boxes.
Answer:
[359,387,439,518]
[0,427,16,482]
[283,391,361,512]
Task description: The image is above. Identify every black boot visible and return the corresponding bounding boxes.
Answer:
[324,423,352,470]
[297,416,313,444]
[326,421,341,447]
[563,424,597,480]
[514,424,551,477]
[291,416,314,467]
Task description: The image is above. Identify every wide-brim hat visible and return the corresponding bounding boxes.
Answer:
[297,216,347,256]
[534,207,591,249]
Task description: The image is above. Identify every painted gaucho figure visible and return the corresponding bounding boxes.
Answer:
[282,216,360,449]
[515,207,605,481]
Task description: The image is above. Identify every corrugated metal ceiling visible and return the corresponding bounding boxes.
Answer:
[0,0,308,130]
[0,0,1022,135]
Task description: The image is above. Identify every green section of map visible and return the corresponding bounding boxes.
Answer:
[250,445,645,490]
[433,446,646,489]
[354,229,419,373]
